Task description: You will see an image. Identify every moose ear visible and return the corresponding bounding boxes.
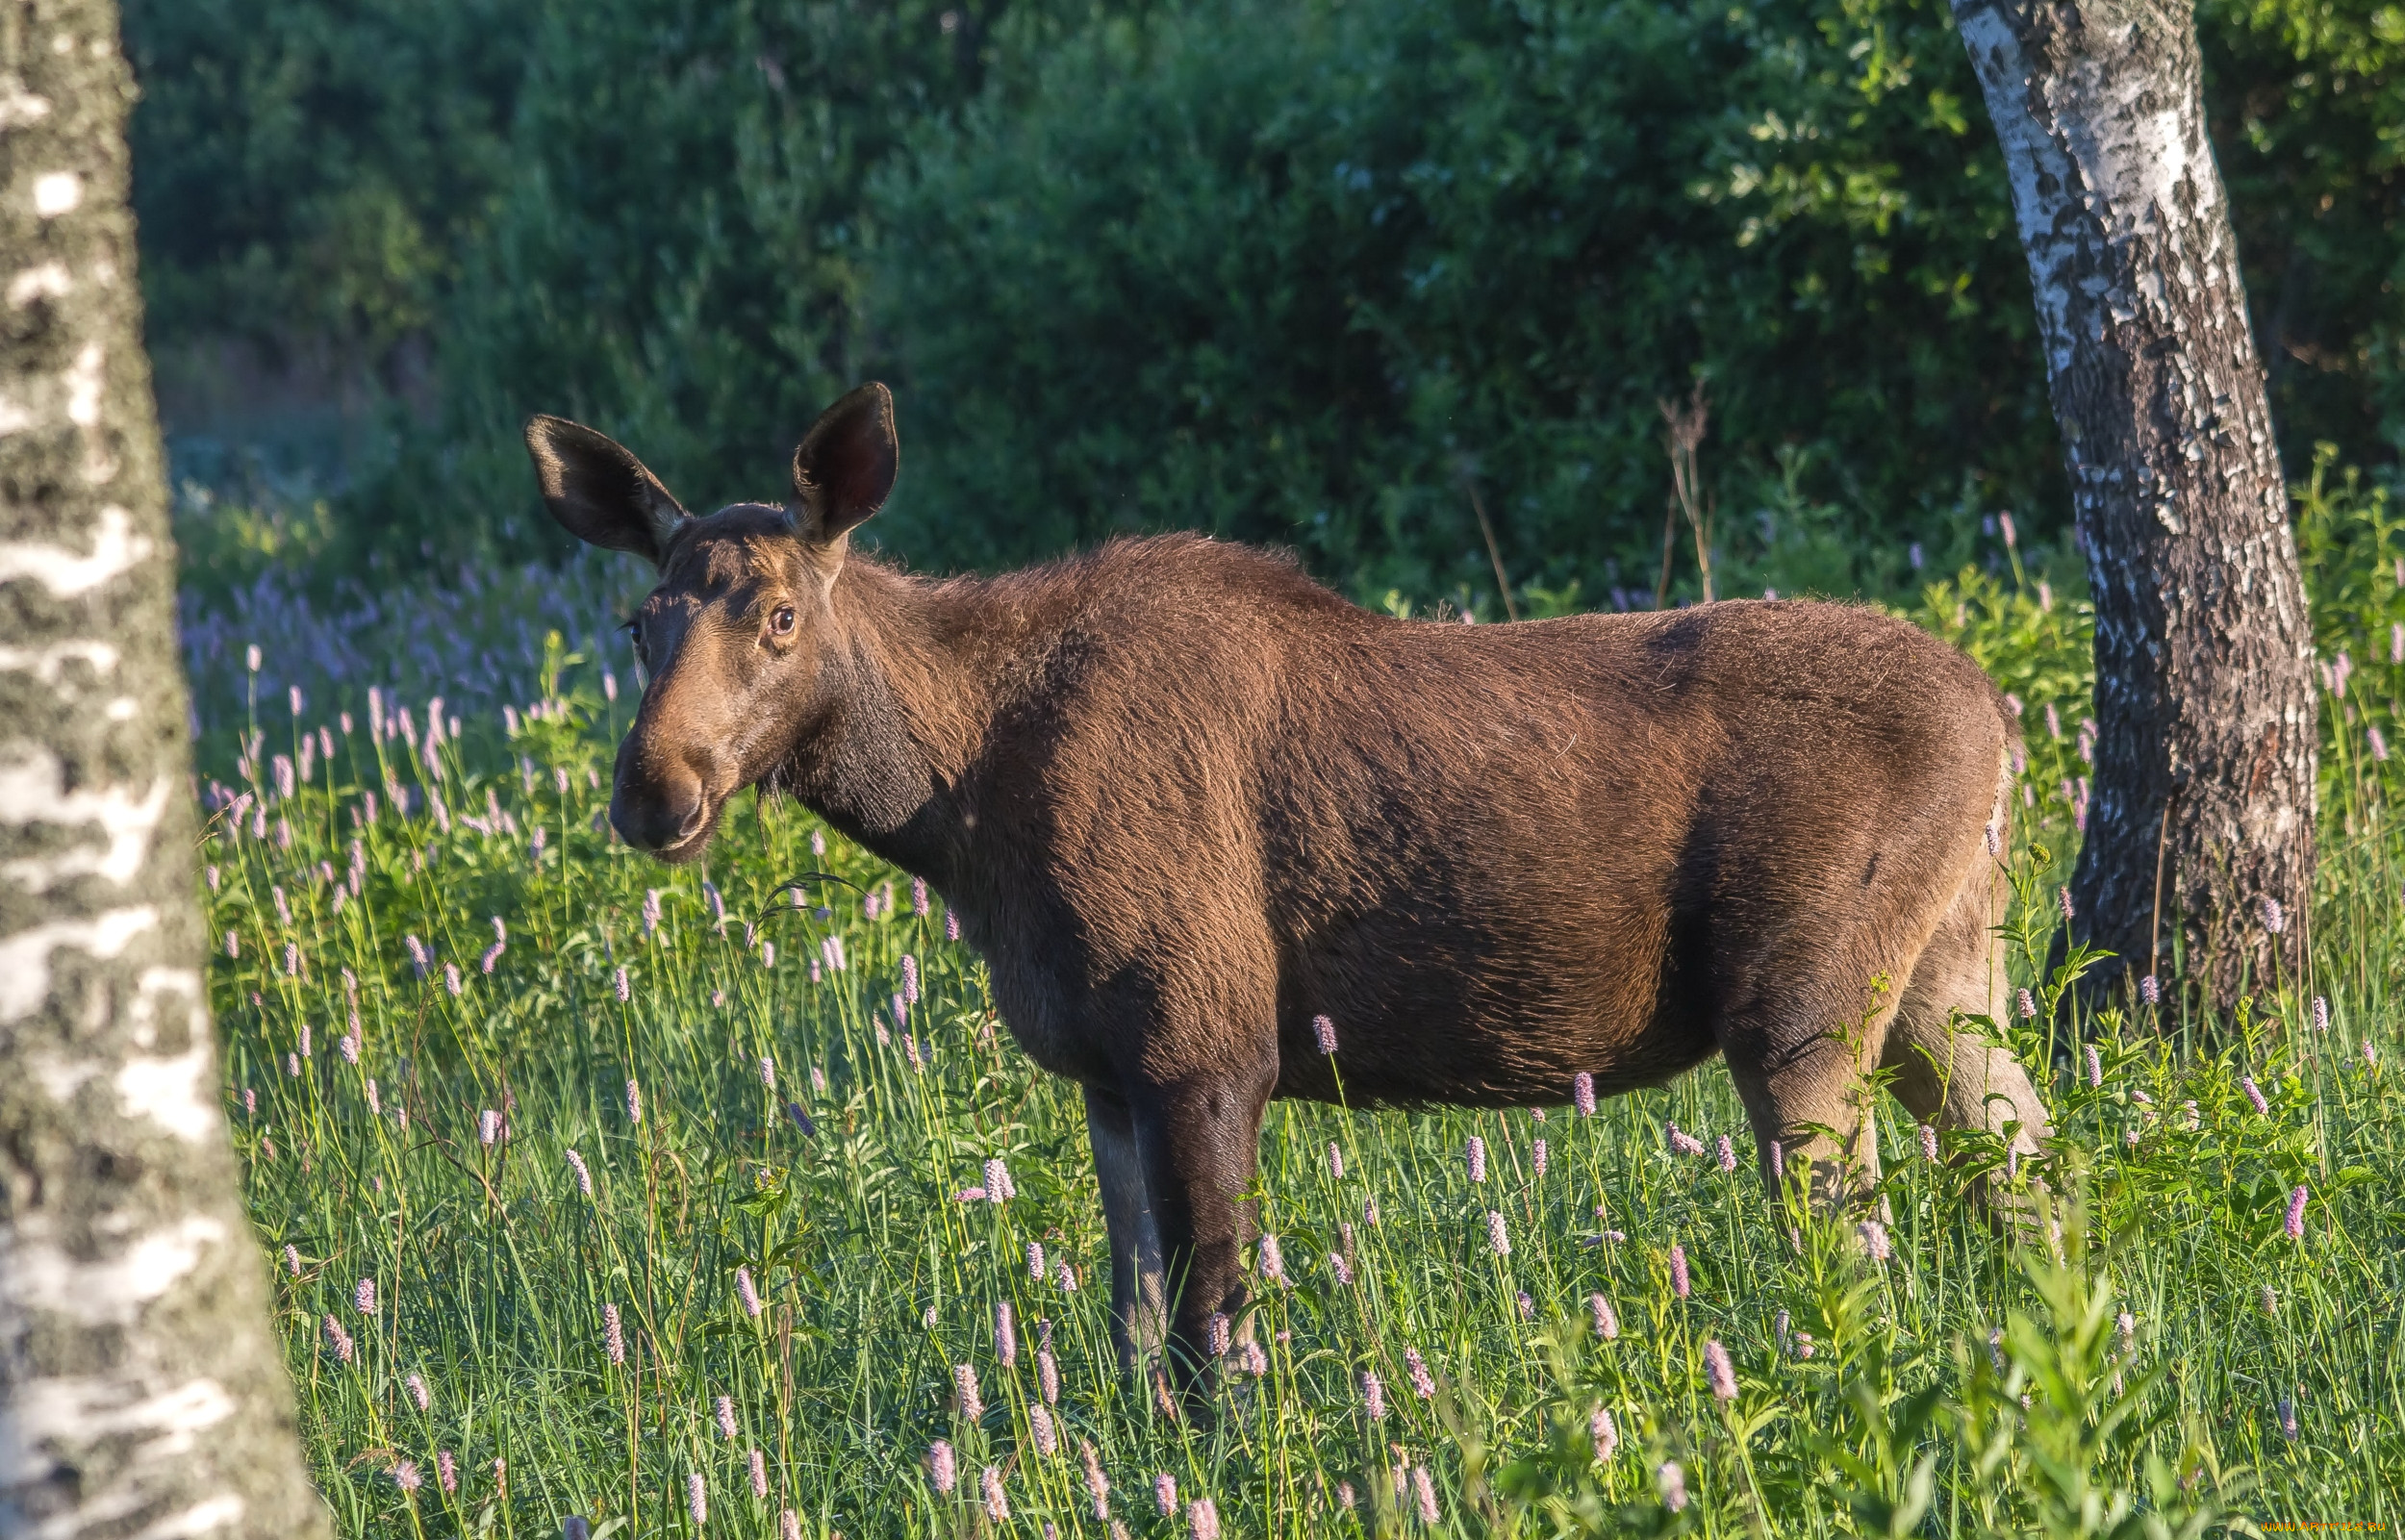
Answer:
[791,383,898,544]
[523,415,690,567]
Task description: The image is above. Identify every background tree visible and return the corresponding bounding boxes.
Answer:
[0,0,326,1529]
[1949,0,2318,1004]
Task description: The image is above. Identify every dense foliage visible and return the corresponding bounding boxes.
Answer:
[127,0,2405,602]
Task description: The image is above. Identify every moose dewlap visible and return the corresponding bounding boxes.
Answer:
[525,382,2052,1390]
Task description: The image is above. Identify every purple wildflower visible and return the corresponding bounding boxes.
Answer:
[1588,1293,1619,1341]
[2286,1185,2308,1241]
[1920,1123,1941,1162]
[2086,1045,2102,1087]
[2262,896,2286,935]
[997,1300,1017,1367]
[1030,1402,1059,1456]
[626,1080,644,1124]
[1328,1141,1344,1179]
[1591,1405,1619,1460]
[1705,1339,1737,1401]
[354,1277,376,1316]
[1658,1460,1688,1512]
[717,1394,738,1440]
[2313,997,2330,1032]
[1331,1250,1354,1285]
[1189,1497,1221,1540]
[1860,1220,1893,1262]
[1466,1136,1486,1183]
[1363,1371,1386,1421]
[1534,1137,1549,1177]
[2241,1076,2269,1116]
[1669,1242,1690,1299]
[406,1373,429,1411]
[322,1313,353,1363]
[984,1157,1014,1201]
[1770,1139,1784,1179]
[2059,886,2075,922]
[481,941,504,973]
[566,1149,594,1198]
[955,1363,983,1420]
[614,966,630,1003]
[1573,1071,1596,1117]
[1486,1210,1509,1255]
[1207,1312,1230,1356]
[443,963,461,997]
[392,1460,421,1495]
[1412,1466,1440,1523]
[1039,1349,1059,1404]
[2018,989,2038,1019]
[602,1302,624,1365]
[750,1448,768,1498]
[1154,1473,1177,1516]
[1517,1290,1535,1320]
[479,1108,500,1146]
[1079,1440,1109,1517]
[1258,1233,1287,1283]
[284,1244,300,1277]
[901,954,920,1004]
[1406,1346,1435,1399]
[1313,1014,1337,1054]
[1716,1135,1735,1173]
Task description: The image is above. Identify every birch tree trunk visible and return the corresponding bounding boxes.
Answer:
[1948,0,2317,1007]
[0,1,327,1531]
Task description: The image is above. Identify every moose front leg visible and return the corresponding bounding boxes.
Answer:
[1127,1063,1276,1401]
[1083,1084,1166,1372]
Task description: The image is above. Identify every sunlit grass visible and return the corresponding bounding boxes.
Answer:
[200,550,2405,1537]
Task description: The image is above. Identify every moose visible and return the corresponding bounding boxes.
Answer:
[525,383,2051,1388]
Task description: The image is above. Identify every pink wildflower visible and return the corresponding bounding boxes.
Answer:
[1588,1293,1619,1340]
[1705,1339,1737,1400]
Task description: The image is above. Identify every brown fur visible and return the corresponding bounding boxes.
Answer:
[525,385,2053,1387]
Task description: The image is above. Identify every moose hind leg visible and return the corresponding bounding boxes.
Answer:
[1884,869,2052,1170]
[1085,1085,1166,1373]
[1718,963,1904,1213]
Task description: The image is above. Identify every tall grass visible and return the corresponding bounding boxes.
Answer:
[198,488,2405,1535]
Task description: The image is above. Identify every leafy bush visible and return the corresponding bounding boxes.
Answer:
[129,0,2405,600]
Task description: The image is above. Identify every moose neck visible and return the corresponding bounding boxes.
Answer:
[772,555,1027,887]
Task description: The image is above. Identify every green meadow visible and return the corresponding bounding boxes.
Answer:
[198,477,2405,1536]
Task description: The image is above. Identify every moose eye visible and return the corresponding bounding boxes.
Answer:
[771,605,797,637]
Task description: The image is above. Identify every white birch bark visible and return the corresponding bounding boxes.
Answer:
[0,1,327,1532]
[1949,0,2317,1001]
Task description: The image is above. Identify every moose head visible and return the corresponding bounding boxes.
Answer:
[523,384,899,862]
